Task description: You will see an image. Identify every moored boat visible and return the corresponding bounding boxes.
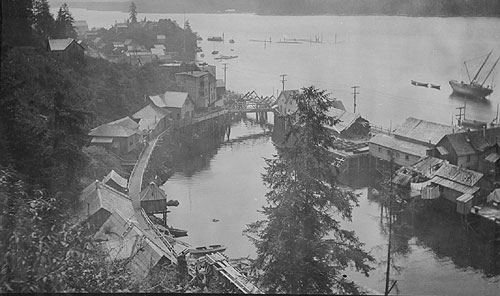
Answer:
[229,39,235,43]
[430,84,441,90]
[188,244,227,255]
[450,50,499,99]
[211,50,219,55]
[168,227,188,238]
[207,36,223,42]
[411,80,428,87]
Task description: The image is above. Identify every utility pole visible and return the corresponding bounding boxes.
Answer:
[351,85,360,113]
[222,63,228,84]
[280,74,287,92]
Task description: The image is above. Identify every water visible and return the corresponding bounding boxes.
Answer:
[67,8,500,294]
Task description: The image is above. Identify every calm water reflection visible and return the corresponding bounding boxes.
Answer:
[163,117,499,295]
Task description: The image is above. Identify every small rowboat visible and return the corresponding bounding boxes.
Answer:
[411,80,428,87]
[188,244,227,255]
[430,84,441,90]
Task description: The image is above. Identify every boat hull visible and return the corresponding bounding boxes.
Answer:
[449,80,493,99]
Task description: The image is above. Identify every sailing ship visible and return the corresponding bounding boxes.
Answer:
[450,51,500,99]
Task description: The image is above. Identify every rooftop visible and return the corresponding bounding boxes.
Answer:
[370,133,430,157]
[133,104,171,120]
[434,162,483,187]
[325,108,364,133]
[48,38,81,51]
[102,170,128,189]
[441,127,500,156]
[149,92,190,109]
[175,71,209,78]
[393,117,455,146]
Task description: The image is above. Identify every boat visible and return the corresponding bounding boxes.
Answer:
[188,244,227,255]
[207,36,223,42]
[167,227,188,238]
[430,84,441,90]
[211,50,219,55]
[214,55,238,60]
[450,50,499,99]
[411,80,428,87]
[229,39,235,43]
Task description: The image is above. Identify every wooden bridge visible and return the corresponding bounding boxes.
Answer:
[227,90,277,114]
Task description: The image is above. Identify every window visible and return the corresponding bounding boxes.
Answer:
[405,154,409,161]
[378,147,382,153]
[395,152,400,158]
[467,155,471,162]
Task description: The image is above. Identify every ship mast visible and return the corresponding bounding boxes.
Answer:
[481,56,500,87]
[464,62,472,82]
[471,50,493,84]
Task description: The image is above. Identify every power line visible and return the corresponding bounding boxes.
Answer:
[280,74,287,92]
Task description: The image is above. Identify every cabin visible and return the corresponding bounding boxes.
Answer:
[431,127,500,174]
[47,38,85,61]
[132,103,172,138]
[324,108,370,138]
[140,182,168,215]
[102,170,128,194]
[88,117,141,156]
[175,71,217,109]
[370,117,454,167]
[148,91,195,120]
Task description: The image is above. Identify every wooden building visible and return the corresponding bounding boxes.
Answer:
[47,38,85,61]
[140,182,168,214]
[132,103,172,138]
[370,117,455,167]
[102,169,128,194]
[88,117,141,156]
[148,91,195,120]
[175,71,216,109]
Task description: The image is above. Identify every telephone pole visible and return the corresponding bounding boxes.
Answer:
[351,85,360,113]
[280,74,287,92]
[222,63,228,84]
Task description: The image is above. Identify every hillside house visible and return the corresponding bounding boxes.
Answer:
[132,103,172,138]
[47,38,84,61]
[148,91,195,120]
[78,181,176,279]
[102,169,129,194]
[431,127,500,174]
[370,117,455,167]
[140,182,168,215]
[88,117,141,156]
[175,71,216,109]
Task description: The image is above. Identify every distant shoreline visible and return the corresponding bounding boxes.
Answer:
[52,1,500,18]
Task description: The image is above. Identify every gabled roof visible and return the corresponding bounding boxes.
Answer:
[89,117,139,138]
[102,170,128,189]
[153,44,166,50]
[151,48,165,56]
[278,89,300,104]
[325,108,363,133]
[48,38,83,51]
[175,71,208,78]
[157,35,166,40]
[394,117,454,146]
[109,116,140,130]
[78,180,135,223]
[132,104,171,120]
[410,156,447,178]
[370,133,429,157]
[434,163,483,187]
[140,182,167,202]
[149,92,190,109]
[440,127,500,156]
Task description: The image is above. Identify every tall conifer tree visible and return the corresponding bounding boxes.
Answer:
[245,86,374,294]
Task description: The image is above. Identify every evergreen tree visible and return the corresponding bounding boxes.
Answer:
[54,3,76,39]
[32,0,55,39]
[129,2,138,24]
[1,0,34,46]
[245,86,374,294]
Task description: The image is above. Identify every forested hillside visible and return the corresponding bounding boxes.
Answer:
[0,1,198,291]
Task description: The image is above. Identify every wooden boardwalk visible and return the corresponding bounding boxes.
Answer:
[205,253,263,294]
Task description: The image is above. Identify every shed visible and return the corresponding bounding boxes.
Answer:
[140,182,168,214]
